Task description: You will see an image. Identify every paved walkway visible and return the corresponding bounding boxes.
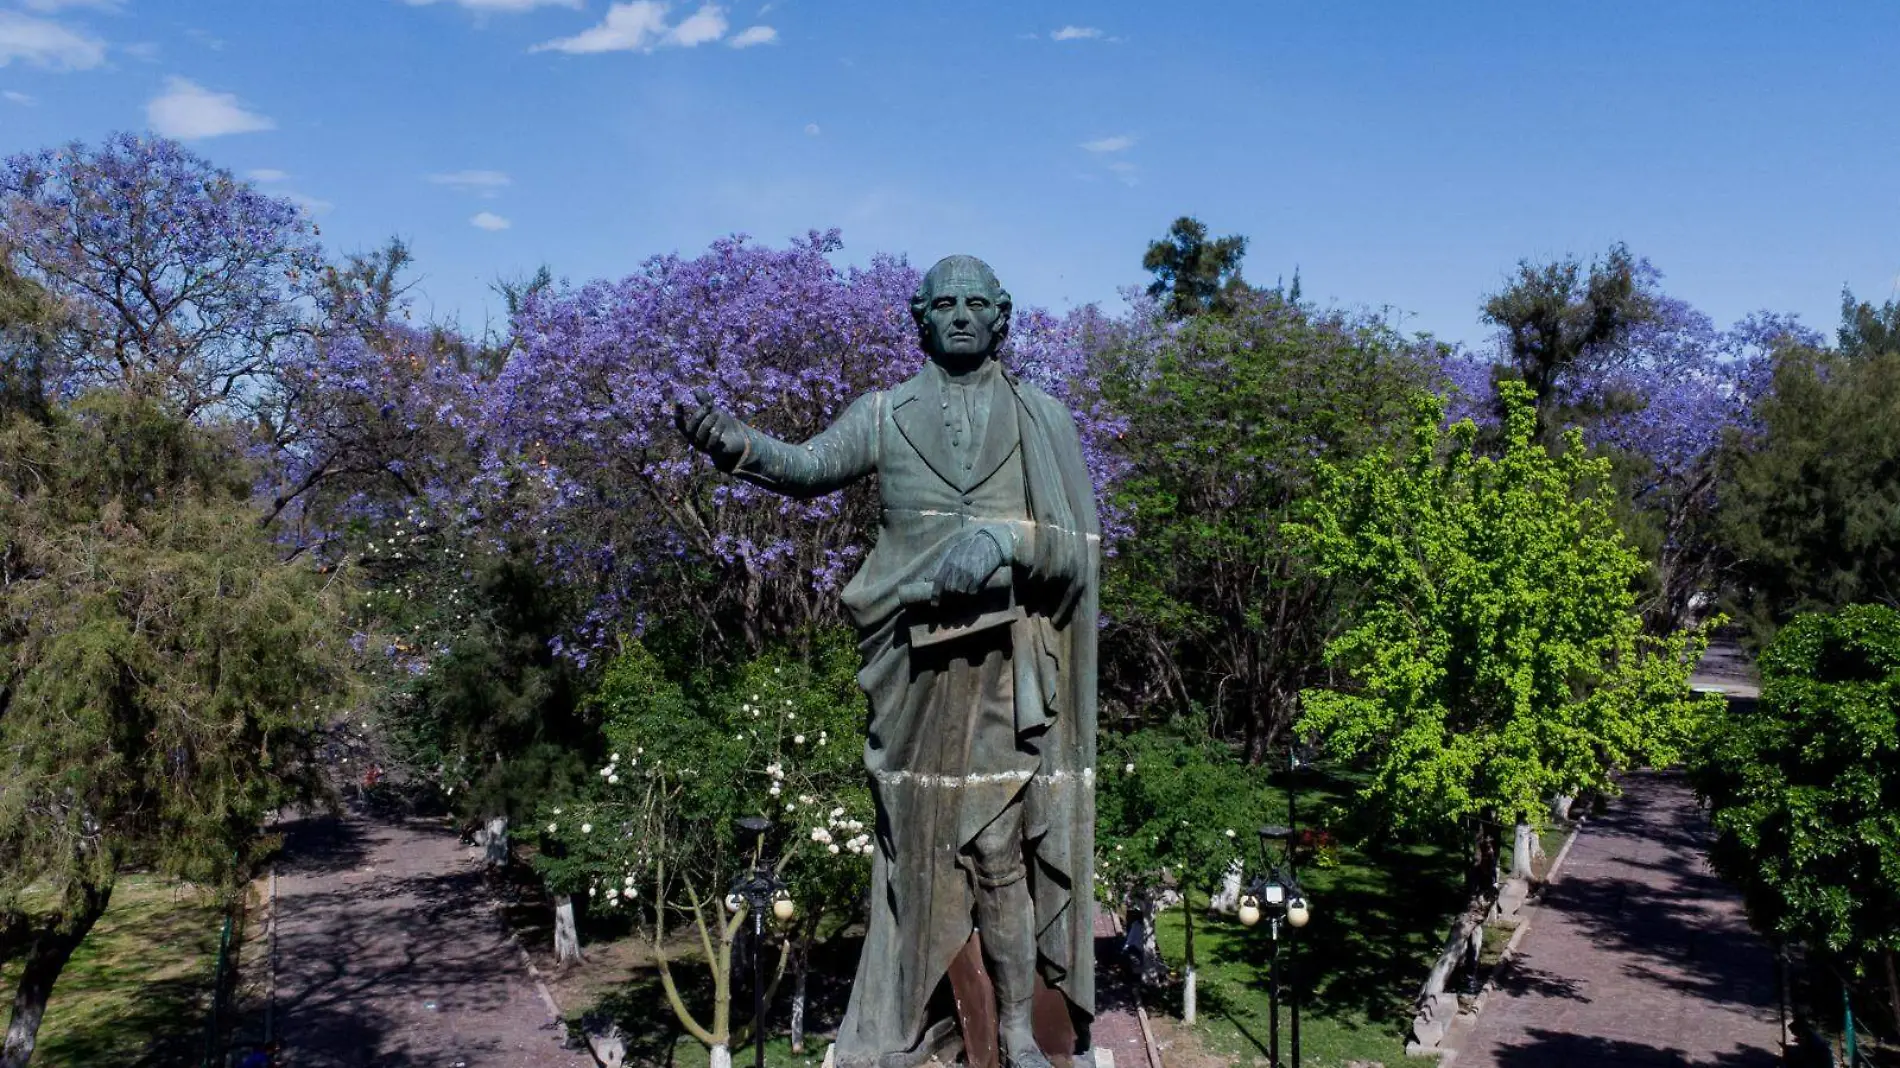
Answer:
[265,813,588,1068]
[1446,771,1782,1067]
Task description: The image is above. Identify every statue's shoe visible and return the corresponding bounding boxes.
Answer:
[1003,1051,1055,1068]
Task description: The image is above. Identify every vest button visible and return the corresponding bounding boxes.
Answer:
[961,495,974,505]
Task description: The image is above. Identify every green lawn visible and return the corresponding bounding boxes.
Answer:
[1145,768,1474,1068]
[0,875,226,1067]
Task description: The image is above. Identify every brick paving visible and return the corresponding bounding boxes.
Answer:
[264,812,587,1068]
[1446,771,1781,1068]
[1091,908,1158,1068]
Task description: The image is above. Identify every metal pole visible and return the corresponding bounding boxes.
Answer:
[1289,916,1301,1068]
[754,903,767,1068]
[1268,919,1281,1068]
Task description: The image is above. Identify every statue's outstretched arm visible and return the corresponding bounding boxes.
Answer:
[678,390,880,499]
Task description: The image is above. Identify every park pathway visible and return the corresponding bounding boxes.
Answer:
[264,812,588,1068]
[1445,771,1781,1067]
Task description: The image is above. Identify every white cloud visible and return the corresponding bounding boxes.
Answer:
[285,192,333,217]
[3,90,36,105]
[533,2,736,54]
[247,168,288,182]
[667,4,727,46]
[120,41,160,60]
[18,0,122,12]
[428,169,512,195]
[471,211,511,231]
[803,122,820,136]
[1051,25,1103,41]
[404,0,583,11]
[1080,134,1134,153]
[0,11,107,71]
[145,77,274,140]
[727,24,775,48]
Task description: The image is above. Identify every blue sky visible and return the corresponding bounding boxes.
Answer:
[2,0,1897,349]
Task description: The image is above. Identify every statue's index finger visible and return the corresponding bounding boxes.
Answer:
[693,388,714,411]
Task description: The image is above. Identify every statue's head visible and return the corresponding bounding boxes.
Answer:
[909,255,1012,364]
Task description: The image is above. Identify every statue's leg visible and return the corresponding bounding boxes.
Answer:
[970,800,1050,1068]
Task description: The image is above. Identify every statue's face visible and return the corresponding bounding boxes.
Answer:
[920,267,1004,361]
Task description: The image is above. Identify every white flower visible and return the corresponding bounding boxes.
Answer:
[588,886,596,897]
[611,753,620,762]
[828,844,840,854]
[605,887,619,900]
[624,875,636,885]
[553,807,562,815]
[547,823,558,834]
[799,795,815,805]
[752,694,761,701]
[784,699,792,707]
[1124,763,1136,774]
[794,734,806,744]
[581,823,593,834]
[810,827,833,844]
[831,807,845,818]
[636,747,644,755]
[608,774,620,785]
[766,763,784,779]
[786,803,796,812]
[769,784,781,796]
[846,820,863,831]
[1224,828,1236,838]
[742,703,752,713]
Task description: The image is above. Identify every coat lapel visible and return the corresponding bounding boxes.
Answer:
[891,373,963,490]
[964,371,1020,491]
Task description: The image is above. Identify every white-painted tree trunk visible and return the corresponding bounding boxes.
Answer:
[789,939,809,1053]
[708,1043,732,1068]
[554,894,584,963]
[1551,794,1574,823]
[1511,822,1538,879]
[1207,858,1245,914]
[482,815,509,868]
[1182,964,1197,1024]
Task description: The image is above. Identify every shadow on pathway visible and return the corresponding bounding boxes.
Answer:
[261,812,589,1068]
[1446,771,1781,1068]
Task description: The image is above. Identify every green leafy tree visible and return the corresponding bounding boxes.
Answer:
[1690,604,1900,1033]
[1293,380,1715,900]
[532,633,871,1066]
[1480,242,1654,430]
[1095,717,1274,1023]
[0,393,357,1066]
[0,255,55,425]
[1718,297,1900,641]
[1098,292,1443,757]
[1142,216,1249,319]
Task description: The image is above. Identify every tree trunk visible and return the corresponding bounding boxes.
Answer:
[1885,951,1900,1043]
[1182,895,1197,1024]
[1208,858,1244,915]
[1468,812,1501,899]
[1511,822,1538,880]
[1551,795,1574,824]
[2,880,112,1068]
[482,815,510,869]
[789,933,809,1054]
[709,1043,732,1068]
[554,894,584,964]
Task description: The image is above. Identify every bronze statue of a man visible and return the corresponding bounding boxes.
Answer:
[677,255,1099,1067]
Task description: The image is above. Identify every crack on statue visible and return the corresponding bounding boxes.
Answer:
[676,255,1102,1068]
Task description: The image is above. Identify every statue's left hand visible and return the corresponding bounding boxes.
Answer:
[933,530,1005,599]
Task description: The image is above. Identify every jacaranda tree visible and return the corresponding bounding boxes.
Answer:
[0,134,322,422]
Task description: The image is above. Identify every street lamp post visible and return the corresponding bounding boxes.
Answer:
[1240,823,1312,1068]
[728,816,795,1068]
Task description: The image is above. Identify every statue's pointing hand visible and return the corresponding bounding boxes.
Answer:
[674,388,748,468]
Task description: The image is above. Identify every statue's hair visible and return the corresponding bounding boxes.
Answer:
[910,255,1013,352]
